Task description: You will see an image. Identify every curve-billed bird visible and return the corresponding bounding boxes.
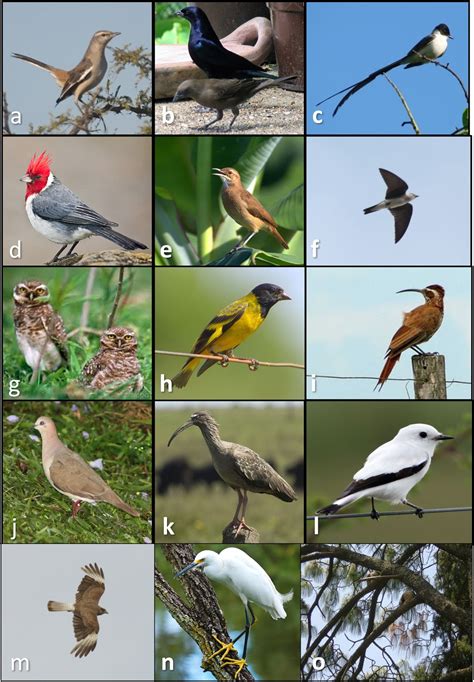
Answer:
[213,167,289,249]
[376,284,445,390]
[364,168,418,243]
[318,423,453,518]
[34,416,140,517]
[168,411,297,534]
[317,24,452,116]
[171,283,290,388]
[173,76,296,130]
[177,6,276,79]
[48,563,107,657]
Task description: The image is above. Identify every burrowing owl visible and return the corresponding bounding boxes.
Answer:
[80,327,143,392]
[13,280,68,372]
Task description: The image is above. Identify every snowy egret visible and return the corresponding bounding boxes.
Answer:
[318,424,453,518]
[168,411,297,535]
[176,547,293,678]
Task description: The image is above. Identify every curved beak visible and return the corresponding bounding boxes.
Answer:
[20,174,32,183]
[435,433,454,441]
[212,167,227,179]
[176,560,201,577]
[396,288,424,295]
[167,419,194,447]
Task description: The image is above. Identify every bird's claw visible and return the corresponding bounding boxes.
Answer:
[218,354,230,368]
[248,358,259,372]
[207,635,237,662]
[415,508,424,518]
[370,509,380,521]
[221,655,246,679]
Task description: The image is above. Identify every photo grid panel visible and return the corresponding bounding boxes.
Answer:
[2,2,472,682]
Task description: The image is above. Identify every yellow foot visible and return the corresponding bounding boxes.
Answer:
[221,656,246,679]
[207,634,237,662]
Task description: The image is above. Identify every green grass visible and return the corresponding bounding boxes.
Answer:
[3,401,152,544]
[3,268,152,400]
[155,405,304,542]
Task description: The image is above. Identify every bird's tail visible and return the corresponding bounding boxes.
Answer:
[89,224,147,251]
[48,600,74,612]
[375,354,400,391]
[109,495,140,517]
[269,589,294,619]
[172,357,201,388]
[12,53,68,86]
[363,202,385,214]
[281,589,294,604]
[271,226,289,249]
[255,75,297,92]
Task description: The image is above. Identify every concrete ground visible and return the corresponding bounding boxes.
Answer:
[155,88,304,135]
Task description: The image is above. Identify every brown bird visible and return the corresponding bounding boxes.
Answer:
[173,76,296,130]
[34,416,140,517]
[48,563,107,657]
[213,167,289,250]
[376,284,445,390]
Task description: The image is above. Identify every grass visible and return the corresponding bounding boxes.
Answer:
[3,267,152,400]
[155,405,304,542]
[3,401,152,544]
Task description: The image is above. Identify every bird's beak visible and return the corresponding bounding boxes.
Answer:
[435,433,454,440]
[176,559,202,577]
[20,174,32,183]
[279,290,291,301]
[167,420,194,447]
[104,609,109,614]
[396,288,424,295]
[212,167,228,179]
[112,32,121,37]
[175,10,184,17]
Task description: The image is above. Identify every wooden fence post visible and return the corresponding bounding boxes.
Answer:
[412,354,447,399]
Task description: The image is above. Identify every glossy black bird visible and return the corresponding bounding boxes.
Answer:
[176,6,277,79]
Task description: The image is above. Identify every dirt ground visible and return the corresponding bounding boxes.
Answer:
[155,88,304,135]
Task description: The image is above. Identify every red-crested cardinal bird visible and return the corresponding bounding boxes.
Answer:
[12,30,120,110]
[21,152,147,263]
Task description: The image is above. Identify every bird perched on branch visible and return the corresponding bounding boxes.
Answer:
[34,416,140,518]
[318,423,453,519]
[12,30,120,110]
[376,284,445,390]
[316,23,452,116]
[48,563,107,657]
[21,152,147,263]
[176,548,293,678]
[173,76,296,130]
[171,283,290,388]
[399,589,416,606]
[13,280,68,372]
[364,169,418,243]
[176,6,276,79]
[213,167,289,250]
[167,411,296,535]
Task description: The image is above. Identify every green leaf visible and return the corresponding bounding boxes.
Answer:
[206,249,253,267]
[273,184,304,231]
[155,199,199,266]
[253,252,302,266]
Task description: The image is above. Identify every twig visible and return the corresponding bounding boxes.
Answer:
[3,92,12,134]
[307,507,472,521]
[412,50,469,102]
[67,326,103,339]
[107,266,125,328]
[383,74,420,134]
[79,268,97,341]
[155,349,304,370]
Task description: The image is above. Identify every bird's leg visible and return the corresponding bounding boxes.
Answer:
[71,500,82,518]
[204,108,223,130]
[231,489,244,530]
[230,232,255,253]
[411,345,427,355]
[402,498,424,517]
[232,490,253,536]
[49,243,70,263]
[221,604,256,678]
[207,634,238,663]
[370,497,380,520]
[228,107,240,131]
[65,241,80,257]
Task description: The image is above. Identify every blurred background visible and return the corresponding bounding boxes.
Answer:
[155,543,300,681]
[3,267,152,399]
[306,401,472,542]
[155,136,304,265]
[3,137,151,265]
[155,401,304,542]
[155,267,304,398]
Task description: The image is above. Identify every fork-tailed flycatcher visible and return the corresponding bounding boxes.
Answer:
[317,23,452,116]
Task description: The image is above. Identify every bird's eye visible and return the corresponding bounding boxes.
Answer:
[37,288,46,295]
[106,334,116,339]
[419,432,427,438]
[124,335,132,340]
[18,286,27,293]
[40,421,45,426]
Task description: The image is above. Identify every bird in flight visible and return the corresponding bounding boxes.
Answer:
[318,424,453,518]
[364,168,418,243]
[48,563,107,657]
[317,24,452,116]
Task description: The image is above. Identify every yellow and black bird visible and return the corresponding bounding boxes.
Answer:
[172,283,291,388]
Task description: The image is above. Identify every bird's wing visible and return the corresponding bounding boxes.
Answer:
[47,311,69,363]
[340,458,429,497]
[386,322,428,355]
[390,204,413,243]
[356,440,428,478]
[243,190,278,227]
[49,454,111,499]
[31,181,117,228]
[228,446,296,500]
[189,36,266,76]
[191,301,248,354]
[379,168,409,196]
[59,57,93,100]
[75,563,105,602]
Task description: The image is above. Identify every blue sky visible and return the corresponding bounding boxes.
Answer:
[306,136,470,265]
[307,2,468,134]
[307,267,471,399]
[3,2,151,134]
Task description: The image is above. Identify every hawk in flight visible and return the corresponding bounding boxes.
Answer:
[48,563,107,657]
